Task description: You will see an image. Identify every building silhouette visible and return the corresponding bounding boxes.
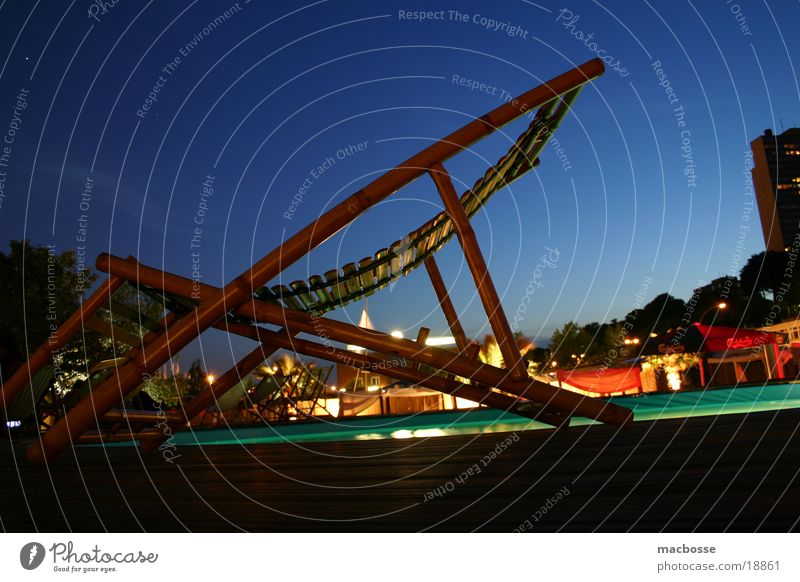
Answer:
[751,128,800,251]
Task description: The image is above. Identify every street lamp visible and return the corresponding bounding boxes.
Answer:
[699,302,727,324]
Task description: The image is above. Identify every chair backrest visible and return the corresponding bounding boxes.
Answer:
[298,367,332,400]
[4,366,55,422]
[250,375,283,404]
[207,379,250,413]
[253,98,573,316]
[137,88,579,320]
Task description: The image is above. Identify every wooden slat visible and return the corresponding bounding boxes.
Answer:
[374,249,390,284]
[308,275,333,307]
[325,269,346,303]
[425,220,444,253]
[389,240,403,278]
[341,263,360,297]
[254,286,279,303]
[413,233,429,265]
[400,235,414,272]
[357,257,374,291]
[290,281,316,311]
[272,285,304,311]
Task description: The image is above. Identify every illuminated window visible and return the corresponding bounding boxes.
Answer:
[777,184,794,189]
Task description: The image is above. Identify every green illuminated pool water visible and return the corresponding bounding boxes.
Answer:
[146,382,800,447]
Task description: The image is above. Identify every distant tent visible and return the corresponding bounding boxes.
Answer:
[347,301,374,353]
[358,301,374,330]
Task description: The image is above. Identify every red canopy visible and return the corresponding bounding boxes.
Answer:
[694,323,775,351]
[556,367,641,395]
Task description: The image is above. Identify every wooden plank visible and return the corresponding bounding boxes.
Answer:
[272,285,305,311]
[424,255,469,352]
[308,275,333,307]
[374,249,390,284]
[290,281,316,311]
[430,163,528,381]
[425,220,444,253]
[462,191,481,217]
[6,408,800,532]
[325,269,346,303]
[400,235,414,272]
[357,257,374,291]
[254,286,280,303]
[389,240,403,278]
[341,262,360,297]
[413,232,429,264]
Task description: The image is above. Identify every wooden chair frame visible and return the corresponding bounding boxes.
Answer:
[0,58,633,464]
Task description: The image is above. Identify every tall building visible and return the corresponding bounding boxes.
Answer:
[751,128,800,251]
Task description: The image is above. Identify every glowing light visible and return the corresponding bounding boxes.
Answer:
[206,374,215,384]
[667,371,681,391]
[455,397,480,409]
[480,337,503,367]
[390,330,404,339]
[339,387,346,392]
[425,336,456,347]
[412,428,447,438]
[367,385,380,392]
[390,430,414,439]
[718,302,727,310]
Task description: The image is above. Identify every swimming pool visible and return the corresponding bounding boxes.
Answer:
[138,382,800,447]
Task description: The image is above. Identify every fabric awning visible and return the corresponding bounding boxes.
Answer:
[556,367,641,395]
[641,323,777,355]
[694,323,775,351]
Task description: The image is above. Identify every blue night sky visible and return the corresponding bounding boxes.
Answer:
[1,0,798,371]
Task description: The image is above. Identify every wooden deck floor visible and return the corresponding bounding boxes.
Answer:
[1,408,799,532]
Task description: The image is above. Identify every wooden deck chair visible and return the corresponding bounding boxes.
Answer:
[242,375,284,420]
[201,379,251,426]
[14,59,635,465]
[2,366,55,427]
